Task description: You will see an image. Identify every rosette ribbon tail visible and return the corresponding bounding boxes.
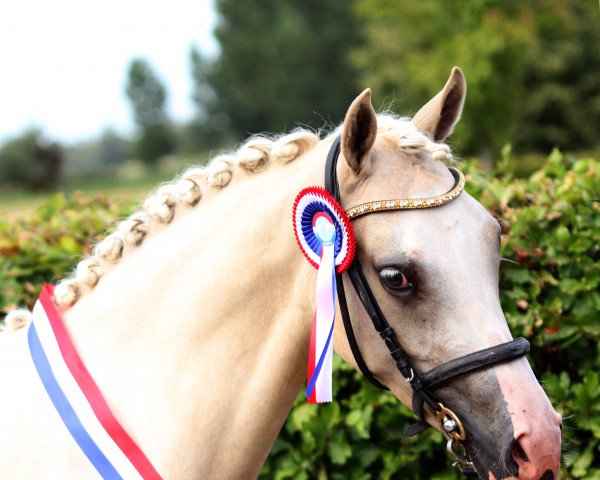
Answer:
[292,186,355,404]
[306,240,336,403]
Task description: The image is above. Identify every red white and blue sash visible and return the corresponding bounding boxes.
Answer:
[27,285,163,480]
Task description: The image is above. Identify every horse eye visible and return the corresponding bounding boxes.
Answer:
[379,267,413,293]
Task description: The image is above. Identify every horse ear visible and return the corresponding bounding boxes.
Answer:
[342,88,377,174]
[412,66,466,141]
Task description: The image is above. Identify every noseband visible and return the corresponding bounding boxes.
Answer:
[324,136,530,476]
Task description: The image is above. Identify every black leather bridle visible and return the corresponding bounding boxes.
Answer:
[324,136,530,475]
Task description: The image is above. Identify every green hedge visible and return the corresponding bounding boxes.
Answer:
[0,192,136,311]
[1,152,598,479]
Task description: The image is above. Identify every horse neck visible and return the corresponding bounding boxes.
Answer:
[62,144,328,477]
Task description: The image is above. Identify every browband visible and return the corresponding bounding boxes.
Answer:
[346,168,466,220]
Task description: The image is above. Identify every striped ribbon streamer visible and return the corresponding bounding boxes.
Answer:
[306,216,337,403]
[27,285,163,480]
[293,186,356,403]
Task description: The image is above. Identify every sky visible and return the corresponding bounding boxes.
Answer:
[0,1,217,144]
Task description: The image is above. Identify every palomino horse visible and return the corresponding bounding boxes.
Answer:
[0,67,561,479]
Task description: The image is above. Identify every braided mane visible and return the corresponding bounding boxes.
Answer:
[47,114,453,309]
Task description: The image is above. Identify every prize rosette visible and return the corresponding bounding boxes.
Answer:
[292,187,356,403]
[292,187,356,274]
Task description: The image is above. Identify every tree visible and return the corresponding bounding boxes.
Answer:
[196,0,363,139]
[0,129,63,190]
[96,128,130,166]
[64,128,131,179]
[185,46,232,152]
[514,1,600,152]
[125,58,174,163]
[352,0,600,156]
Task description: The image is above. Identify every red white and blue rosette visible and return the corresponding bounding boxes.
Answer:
[293,187,356,274]
[292,187,356,403]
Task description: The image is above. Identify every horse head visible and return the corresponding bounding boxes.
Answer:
[331,68,562,479]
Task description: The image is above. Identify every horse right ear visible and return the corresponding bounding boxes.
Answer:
[341,88,377,175]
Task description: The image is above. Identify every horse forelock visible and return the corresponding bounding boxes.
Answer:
[374,114,454,164]
[52,114,452,309]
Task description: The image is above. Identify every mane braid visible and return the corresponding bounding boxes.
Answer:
[53,129,320,308]
[49,115,451,309]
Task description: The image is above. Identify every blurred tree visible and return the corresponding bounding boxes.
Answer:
[514,1,600,151]
[353,0,600,156]
[125,58,174,164]
[185,46,232,152]
[96,128,130,166]
[197,0,363,139]
[0,128,63,190]
[64,128,131,179]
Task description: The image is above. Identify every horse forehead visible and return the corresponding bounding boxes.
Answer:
[351,142,499,252]
[358,193,497,257]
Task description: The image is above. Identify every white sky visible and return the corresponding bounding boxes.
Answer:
[0,1,217,144]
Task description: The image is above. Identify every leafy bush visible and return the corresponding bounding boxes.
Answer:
[0,152,598,478]
[0,192,135,312]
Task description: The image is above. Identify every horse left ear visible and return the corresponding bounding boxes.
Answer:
[342,88,378,175]
[412,66,466,141]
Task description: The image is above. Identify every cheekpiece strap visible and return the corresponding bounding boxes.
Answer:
[325,136,389,391]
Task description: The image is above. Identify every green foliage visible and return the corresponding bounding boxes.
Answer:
[1,152,598,477]
[125,58,174,164]
[352,0,600,156]
[0,192,135,312]
[514,2,600,152]
[0,129,63,190]
[199,0,362,138]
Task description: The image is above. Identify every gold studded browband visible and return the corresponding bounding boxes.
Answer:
[346,167,466,220]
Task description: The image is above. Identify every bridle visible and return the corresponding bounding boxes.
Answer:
[324,136,530,477]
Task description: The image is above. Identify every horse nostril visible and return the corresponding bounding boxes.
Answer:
[540,469,554,480]
[511,438,529,463]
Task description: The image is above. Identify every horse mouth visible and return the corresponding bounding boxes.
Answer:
[458,418,519,480]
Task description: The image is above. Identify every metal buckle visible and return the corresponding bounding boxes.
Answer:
[436,403,475,475]
[436,402,467,441]
[404,368,414,383]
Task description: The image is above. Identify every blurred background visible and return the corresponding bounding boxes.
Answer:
[1,2,599,478]
[1,0,599,215]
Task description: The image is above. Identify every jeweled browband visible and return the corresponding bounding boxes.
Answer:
[346,167,466,220]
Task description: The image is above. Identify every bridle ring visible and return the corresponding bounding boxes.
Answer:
[436,403,467,441]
